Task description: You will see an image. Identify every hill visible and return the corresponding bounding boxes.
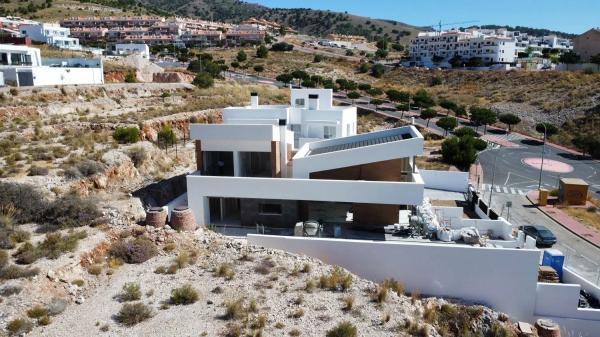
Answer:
[138,0,422,43]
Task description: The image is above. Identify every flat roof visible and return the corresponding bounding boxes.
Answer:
[560,178,588,186]
[308,132,412,156]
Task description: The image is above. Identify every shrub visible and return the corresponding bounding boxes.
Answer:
[341,295,354,311]
[6,318,33,335]
[113,127,140,144]
[313,54,324,63]
[0,182,47,224]
[27,305,49,319]
[76,160,105,177]
[127,146,148,168]
[326,321,357,337]
[109,237,157,264]
[124,71,137,83]
[115,302,153,326]
[38,315,51,326]
[289,308,304,319]
[43,194,102,228]
[118,283,142,302]
[87,264,103,275]
[0,250,7,268]
[10,229,30,243]
[28,165,49,176]
[0,285,22,297]
[14,231,87,264]
[254,258,275,275]
[373,286,388,303]
[170,284,199,305]
[319,267,352,291]
[215,263,235,280]
[224,298,247,320]
[289,328,301,336]
[72,279,85,287]
[381,278,405,296]
[0,264,39,280]
[305,279,316,293]
[47,298,68,316]
[192,72,214,89]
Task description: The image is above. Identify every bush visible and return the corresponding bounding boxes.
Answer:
[43,194,102,228]
[28,165,49,176]
[270,42,293,52]
[0,250,8,268]
[192,72,214,89]
[170,284,199,305]
[73,160,105,177]
[313,54,324,63]
[215,263,235,279]
[256,44,269,58]
[113,127,140,144]
[27,305,49,319]
[109,237,157,264]
[14,230,87,264]
[127,146,148,168]
[381,278,404,296]
[326,321,357,337]
[118,283,142,302]
[224,298,247,320]
[0,265,39,280]
[124,71,137,83]
[6,318,33,335]
[0,285,22,297]
[10,229,30,243]
[371,64,385,78]
[0,182,47,224]
[319,267,352,291]
[115,302,153,326]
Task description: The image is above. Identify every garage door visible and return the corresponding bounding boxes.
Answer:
[17,71,33,87]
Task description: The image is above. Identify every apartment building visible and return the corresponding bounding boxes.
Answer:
[181,30,224,48]
[19,23,80,50]
[0,44,103,86]
[224,29,265,46]
[111,43,150,58]
[409,29,517,67]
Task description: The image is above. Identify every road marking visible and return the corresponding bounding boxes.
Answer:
[503,187,509,193]
[495,186,501,192]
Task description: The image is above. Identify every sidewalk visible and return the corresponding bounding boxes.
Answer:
[527,190,600,248]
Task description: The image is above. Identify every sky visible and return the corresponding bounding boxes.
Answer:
[250,0,598,34]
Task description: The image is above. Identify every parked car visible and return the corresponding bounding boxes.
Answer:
[519,225,557,247]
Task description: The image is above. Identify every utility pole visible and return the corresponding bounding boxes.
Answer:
[537,123,547,190]
[488,155,497,209]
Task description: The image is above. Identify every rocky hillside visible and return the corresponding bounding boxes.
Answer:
[138,0,422,43]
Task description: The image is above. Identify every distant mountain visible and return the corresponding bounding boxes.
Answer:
[473,25,577,39]
[136,0,422,43]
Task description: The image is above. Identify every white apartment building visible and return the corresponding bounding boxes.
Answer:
[19,23,80,50]
[410,29,517,67]
[0,44,103,86]
[111,43,150,58]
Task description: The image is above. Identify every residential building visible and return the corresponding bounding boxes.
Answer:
[181,30,223,48]
[225,29,265,46]
[111,43,150,58]
[0,44,103,86]
[409,29,517,67]
[573,28,600,62]
[19,23,80,50]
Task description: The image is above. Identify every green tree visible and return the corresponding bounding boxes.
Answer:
[441,136,478,171]
[370,98,384,109]
[236,50,247,62]
[470,106,496,133]
[432,54,444,64]
[358,83,371,91]
[498,113,521,133]
[572,133,598,157]
[420,108,437,127]
[345,50,354,56]
[313,54,324,63]
[386,89,409,103]
[253,65,264,75]
[256,45,269,58]
[157,125,176,150]
[559,51,580,64]
[276,73,293,84]
[454,127,479,138]
[375,49,389,59]
[535,123,558,140]
[366,87,383,97]
[453,105,467,117]
[358,62,369,73]
[436,117,458,136]
[347,91,361,104]
[113,127,140,144]
[449,55,463,68]
[466,57,484,67]
[192,72,214,89]
[371,64,385,78]
[124,71,137,83]
[413,89,435,108]
[439,99,458,114]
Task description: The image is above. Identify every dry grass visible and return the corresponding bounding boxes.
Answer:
[562,207,600,234]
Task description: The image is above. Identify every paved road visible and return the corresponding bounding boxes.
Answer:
[481,192,600,285]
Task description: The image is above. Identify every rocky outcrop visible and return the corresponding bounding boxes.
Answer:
[141,108,222,141]
[153,72,194,83]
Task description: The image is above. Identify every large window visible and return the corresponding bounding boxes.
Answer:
[259,203,282,215]
[323,126,336,139]
[294,98,305,107]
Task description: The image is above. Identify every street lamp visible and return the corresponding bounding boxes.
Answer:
[537,123,547,190]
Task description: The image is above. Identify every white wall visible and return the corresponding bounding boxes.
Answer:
[31,66,103,86]
[247,234,540,320]
[420,170,468,192]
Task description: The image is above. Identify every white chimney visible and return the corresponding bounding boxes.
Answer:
[308,94,319,110]
[250,92,259,107]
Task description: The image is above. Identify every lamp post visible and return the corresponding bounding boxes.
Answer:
[488,155,497,208]
[537,123,547,190]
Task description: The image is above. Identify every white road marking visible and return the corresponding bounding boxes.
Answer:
[503,187,509,193]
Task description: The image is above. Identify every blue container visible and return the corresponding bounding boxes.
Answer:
[542,249,565,281]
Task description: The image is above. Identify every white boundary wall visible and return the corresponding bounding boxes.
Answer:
[247,234,540,320]
[420,170,469,192]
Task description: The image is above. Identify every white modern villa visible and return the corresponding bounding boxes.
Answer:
[0,44,104,86]
[180,88,600,335]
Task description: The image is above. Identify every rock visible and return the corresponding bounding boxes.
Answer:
[75,296,85,304]
[92,175,108,189]
[47,270,59,282]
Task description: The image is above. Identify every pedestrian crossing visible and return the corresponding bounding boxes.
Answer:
[480,184,528,195]
[487,132,524,142]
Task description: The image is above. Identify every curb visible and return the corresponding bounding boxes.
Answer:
[525,193,600,249]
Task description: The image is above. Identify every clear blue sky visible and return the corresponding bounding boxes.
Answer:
[250,0,598,34]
